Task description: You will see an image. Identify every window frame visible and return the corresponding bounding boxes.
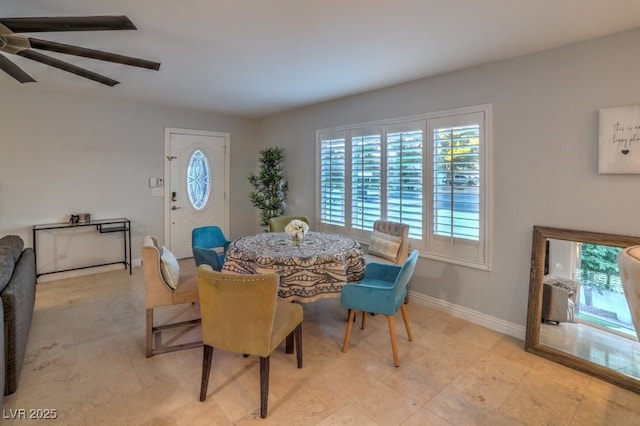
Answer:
[316,104,492,270]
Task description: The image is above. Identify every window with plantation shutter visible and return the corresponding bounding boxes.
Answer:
[433,123,480,240]
[317,104,492,270]
[351,128,381,231]
[319,133,346,226]
[386,123,424,240]
[428,110,487,267]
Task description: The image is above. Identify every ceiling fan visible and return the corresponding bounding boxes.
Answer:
[0,15,160,87]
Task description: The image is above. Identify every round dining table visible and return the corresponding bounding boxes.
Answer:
[221,231,366,303]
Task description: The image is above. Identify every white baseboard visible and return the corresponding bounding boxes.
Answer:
[408,290,526,340]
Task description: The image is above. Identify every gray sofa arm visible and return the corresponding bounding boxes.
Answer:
[2,248,36,394]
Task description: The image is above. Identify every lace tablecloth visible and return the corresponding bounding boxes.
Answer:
[221,231,365,302]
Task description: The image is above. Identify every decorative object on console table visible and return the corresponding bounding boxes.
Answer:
[598,104,640,174]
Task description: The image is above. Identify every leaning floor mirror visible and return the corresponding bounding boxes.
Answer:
[525,225,640,394]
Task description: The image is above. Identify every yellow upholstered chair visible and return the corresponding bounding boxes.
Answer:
[364,220,409,266]
[268,216,309,232]
[197,266,303,418]
[141,236,201,357]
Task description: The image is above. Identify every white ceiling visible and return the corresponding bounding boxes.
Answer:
[2,1,640,118]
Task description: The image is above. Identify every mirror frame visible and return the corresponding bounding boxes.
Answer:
[525,225,640,394]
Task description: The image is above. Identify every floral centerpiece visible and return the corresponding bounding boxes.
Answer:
[285,219,309,245]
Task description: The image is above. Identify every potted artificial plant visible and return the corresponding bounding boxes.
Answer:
[248,146,289,228]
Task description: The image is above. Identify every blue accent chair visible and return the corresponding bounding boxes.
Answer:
[192,226,230,271]
[341,250,419,367]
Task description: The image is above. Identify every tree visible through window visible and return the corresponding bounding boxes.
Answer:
[433,124,480,241]
[576,243,635,337]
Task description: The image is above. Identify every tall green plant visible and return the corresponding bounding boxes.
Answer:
[248,146,289,227]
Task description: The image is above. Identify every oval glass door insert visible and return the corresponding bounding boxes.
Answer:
[187,149,211,210]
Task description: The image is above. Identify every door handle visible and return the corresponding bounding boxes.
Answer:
[171,206,182,210]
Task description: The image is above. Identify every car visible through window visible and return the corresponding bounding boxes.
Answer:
[443,174,478,186]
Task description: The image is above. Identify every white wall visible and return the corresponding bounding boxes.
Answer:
[0,89,258,270]
[257,27,640,327]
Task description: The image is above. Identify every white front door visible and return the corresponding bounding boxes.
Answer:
[164,128,229,259]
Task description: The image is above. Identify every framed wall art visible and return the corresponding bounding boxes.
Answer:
[599,104,640,174]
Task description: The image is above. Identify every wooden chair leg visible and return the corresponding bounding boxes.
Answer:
[343,309,356,352]
[260,356,270,418]
[361,311,367,330]
[286,300,299,354]
[400,304,413,341]
[200,345,213,401]
[295,323,303,368]
[387,315,399,367]
[347,308,356,321]
[285,332,294,354]
[146,308,153,358]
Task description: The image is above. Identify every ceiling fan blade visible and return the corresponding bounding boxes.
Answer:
[17,49,119,86]
[0,16,136,33]
[0,53,35,83]
[29,38,160,70]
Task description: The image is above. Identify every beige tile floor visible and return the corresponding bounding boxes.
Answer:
[4,262,640,425]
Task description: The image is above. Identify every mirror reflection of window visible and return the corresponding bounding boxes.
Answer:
[546,239,635,340]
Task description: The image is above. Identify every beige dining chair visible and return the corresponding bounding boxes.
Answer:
[364,220,409,266]
[141,236,202,357]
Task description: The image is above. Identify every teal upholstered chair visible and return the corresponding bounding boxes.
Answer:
[192,226,230,271]
[341,250,418,367]
[268,216,309,233]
